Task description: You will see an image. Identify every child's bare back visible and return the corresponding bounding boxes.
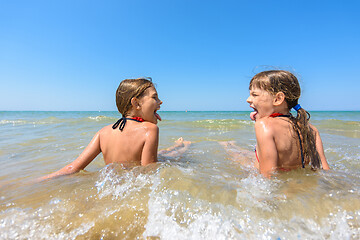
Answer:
[40,78,190,181]
[221,70,330,178]
[255,116,304,170]
[99,121,159,165]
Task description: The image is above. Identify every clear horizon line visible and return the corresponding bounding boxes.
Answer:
[1,110,359,112]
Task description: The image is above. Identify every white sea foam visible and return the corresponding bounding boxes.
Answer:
[1,111,359,239]
[88,115,112,121]
[0,207,95,240]
[95,165,153,200]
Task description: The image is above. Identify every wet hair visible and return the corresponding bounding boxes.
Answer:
[249,70,321,169]
[115,77,154,117]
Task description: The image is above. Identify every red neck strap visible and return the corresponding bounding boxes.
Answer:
[269,113,291,118]
[131,117,144,122]
[269,113,283,118]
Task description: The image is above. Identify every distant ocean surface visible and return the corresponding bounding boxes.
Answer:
[1,111,359,239]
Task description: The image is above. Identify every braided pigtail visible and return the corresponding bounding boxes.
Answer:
[289,104,321,169]
[251,70,323,170]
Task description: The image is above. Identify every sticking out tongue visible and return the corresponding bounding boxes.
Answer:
[155,112,162,121]
[250,111,257,121]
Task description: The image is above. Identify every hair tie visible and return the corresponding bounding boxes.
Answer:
[293,104,302,111]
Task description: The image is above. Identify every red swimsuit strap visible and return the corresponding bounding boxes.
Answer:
[269,113,284,118]
[131,117,144,122]
[112,116,144,131]
[255,148,260,163]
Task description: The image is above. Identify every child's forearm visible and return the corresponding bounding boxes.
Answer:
[219,141,256,167]
[158,144,181,154]
[39,132,102,180]
[39,164,80,181]
[159,138,191,157]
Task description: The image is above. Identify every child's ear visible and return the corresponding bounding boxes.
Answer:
[131,97,141,110]
[273,92,285,106]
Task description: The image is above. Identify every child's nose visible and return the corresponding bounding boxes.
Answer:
[246,96,251,103]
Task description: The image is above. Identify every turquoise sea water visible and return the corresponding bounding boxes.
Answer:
[0,111,359,239]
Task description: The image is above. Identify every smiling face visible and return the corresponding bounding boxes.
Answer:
[137,87,163,124]
[247,86,276,121]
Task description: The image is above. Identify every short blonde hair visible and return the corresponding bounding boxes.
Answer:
[115,78,153,116]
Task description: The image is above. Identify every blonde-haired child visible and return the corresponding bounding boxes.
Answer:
[41,78,190,180]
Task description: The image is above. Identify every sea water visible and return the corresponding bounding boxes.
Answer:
[0,111,359,239]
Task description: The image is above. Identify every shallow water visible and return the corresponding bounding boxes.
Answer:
[0,111,359,239]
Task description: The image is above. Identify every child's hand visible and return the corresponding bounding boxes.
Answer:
[174,137,191,148]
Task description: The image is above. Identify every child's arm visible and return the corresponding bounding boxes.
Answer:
[254,120,278,178]
[39,132,101,180]
[141,123,159,166]
[158,137,191,158]
[218,141,256,168]
[311,125,330,170]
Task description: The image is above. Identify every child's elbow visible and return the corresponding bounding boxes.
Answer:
[260,170,273,178]
[323,165,330,170]
[65,165,77,173]
[63,163,82,175]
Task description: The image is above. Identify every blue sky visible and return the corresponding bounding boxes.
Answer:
[1,0,359,111]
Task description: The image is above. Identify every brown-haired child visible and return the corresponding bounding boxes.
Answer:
[222,70,329,177]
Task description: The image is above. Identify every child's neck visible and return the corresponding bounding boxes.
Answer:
[125,110,141,119]
[272,105,290,116]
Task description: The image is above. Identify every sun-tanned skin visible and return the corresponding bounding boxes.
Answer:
[40,86,191,180]
[218,141,257,168]
[220,85,329,178]
[158,137,191,158]
[247,86,329,177]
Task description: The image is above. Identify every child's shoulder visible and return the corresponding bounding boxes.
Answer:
[97,124,115,136]
[254,117,277,128]
[141,121,159,132]
[308,123,320,135]
[254,117,282,135]
[137,122,159,141]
